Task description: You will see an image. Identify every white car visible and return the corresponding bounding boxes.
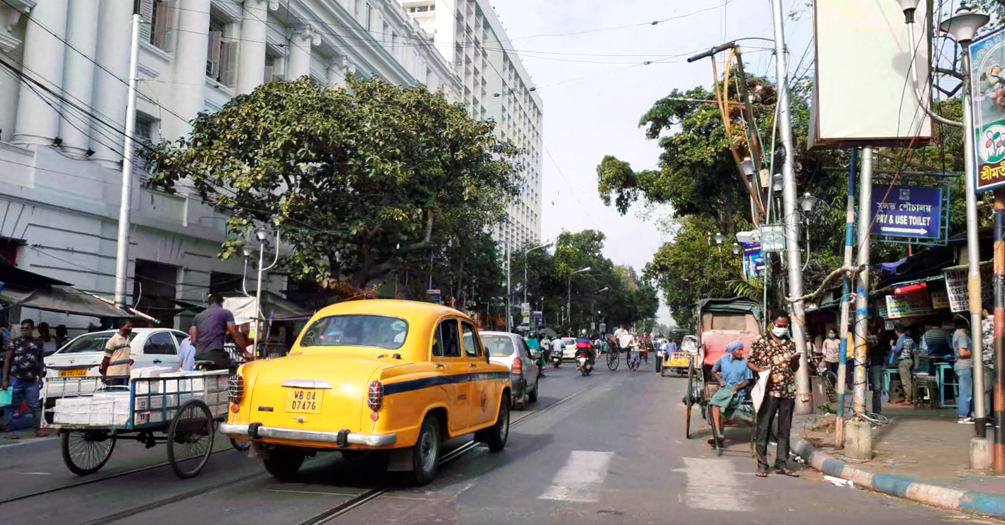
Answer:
[561,337,579,360]
[44,328,186,399]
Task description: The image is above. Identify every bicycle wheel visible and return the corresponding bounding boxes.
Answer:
[607,348,620,371]
[61,430,116,475]
[685,360,696,438]
[167,400,215,479]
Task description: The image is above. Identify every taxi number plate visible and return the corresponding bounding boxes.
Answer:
[59,369,88,377]
[285,389,322,414]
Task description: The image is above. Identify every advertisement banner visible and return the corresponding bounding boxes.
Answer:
[870,186,942,239]
[531,311,543,329]
[944,264,993,313]
[886,292,935,319]
[970,27,1005,192]
[742,242,765,280]
[931,288,950,310]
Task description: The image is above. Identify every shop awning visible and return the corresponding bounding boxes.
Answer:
[875,274,948,295]
[0,263,71,288]
[0,284,138,318]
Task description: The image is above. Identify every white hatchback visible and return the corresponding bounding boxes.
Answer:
[44,328,186,399]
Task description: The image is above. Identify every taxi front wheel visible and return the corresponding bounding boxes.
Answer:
[263,447,305,480]
[407,416,441,486]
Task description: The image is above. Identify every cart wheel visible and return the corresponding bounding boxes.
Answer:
[61,430,116,476]
[167,400,215,479]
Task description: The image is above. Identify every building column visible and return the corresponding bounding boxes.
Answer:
[90,0,131,168]
[0,3,27,143]
[236,0,272,95]
[12,0,68,147]
[326,55,346,87]
[286,26,317,80]
[162,0,210,142]
[60,0,101,158]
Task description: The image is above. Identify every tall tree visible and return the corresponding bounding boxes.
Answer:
[150,77,519,294]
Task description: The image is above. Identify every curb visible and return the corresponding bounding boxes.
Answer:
[791,436,1005,519]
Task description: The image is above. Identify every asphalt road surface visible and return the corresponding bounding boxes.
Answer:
[0,358,978,525]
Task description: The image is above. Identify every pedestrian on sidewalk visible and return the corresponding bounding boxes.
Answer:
[100,321,134,386]
[2,319,48,439]
[749,310,800,478]
[822,328,841,376]
[868,322,889,414]
[952,317,974,424]
[921,323,950,358]
[892,324,916,406]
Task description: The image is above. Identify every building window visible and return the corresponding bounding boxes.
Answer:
[139,0,177,52]
[206,14,238,88]
[264,52,283,83]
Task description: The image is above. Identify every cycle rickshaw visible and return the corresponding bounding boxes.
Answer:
[682,297,762,455]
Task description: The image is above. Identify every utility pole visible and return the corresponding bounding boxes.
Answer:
[848,147,874,460]
[836,149,857,447]
[113,13,141,307]
[506,242,511,332]
[771,0,811,414]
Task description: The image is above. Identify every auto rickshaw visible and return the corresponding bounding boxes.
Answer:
[682,297,762,455]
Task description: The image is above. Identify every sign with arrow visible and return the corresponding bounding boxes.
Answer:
[870,186,942,239]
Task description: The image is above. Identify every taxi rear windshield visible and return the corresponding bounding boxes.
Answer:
[300,315,408,350]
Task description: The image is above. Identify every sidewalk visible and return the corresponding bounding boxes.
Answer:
[791,402,1005,519]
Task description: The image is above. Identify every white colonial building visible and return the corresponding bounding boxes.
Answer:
[397,0,543,253]
[0,0,459,333]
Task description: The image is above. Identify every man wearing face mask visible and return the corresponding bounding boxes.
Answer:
[749,310,800,478]
[100,321,134,386]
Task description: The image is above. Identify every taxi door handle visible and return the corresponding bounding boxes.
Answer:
[469,363,477,368]
[436,363,445,369]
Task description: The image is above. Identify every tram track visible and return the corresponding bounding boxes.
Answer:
[3,373,608,524]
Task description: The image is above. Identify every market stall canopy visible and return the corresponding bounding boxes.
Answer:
[224,291,313,324]
[0,262,71,288]
[0,284,140,319]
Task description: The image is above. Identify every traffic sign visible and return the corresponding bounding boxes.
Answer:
[870,186,942,239]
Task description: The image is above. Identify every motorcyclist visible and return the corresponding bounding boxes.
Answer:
[576,332,596,367]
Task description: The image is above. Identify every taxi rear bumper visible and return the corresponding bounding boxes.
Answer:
[220,423,397,448]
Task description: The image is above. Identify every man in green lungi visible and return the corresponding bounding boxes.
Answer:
[708,340,754,447]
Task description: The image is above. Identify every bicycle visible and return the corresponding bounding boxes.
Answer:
[606,342,621,371]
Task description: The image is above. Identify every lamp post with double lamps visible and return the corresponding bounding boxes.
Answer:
[567,267,591,332]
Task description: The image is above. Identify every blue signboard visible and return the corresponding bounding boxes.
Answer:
[871,186,942,239]
[742,242,764,280]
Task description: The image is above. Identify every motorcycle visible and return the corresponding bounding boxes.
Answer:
[576,350,593,376]
[551,349,562,368]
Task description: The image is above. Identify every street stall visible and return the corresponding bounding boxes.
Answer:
[223,291,312,360]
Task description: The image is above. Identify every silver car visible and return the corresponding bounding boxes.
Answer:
[481,331,540,410]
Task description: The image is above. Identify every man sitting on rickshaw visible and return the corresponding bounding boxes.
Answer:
[708,341,754,447]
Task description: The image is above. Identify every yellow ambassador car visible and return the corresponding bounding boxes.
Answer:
[220,300,512,485]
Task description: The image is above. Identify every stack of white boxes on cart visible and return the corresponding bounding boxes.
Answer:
[53,369,230,427]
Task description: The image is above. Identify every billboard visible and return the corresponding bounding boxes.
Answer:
[969,27,1005,192]
[809,0,932,149]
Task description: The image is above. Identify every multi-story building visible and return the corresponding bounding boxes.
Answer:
[397,0,543,253]
[0,0,459,333]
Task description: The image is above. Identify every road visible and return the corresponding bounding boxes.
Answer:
[0,358,973,524]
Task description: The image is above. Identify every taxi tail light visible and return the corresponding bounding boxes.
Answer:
[512,357,523,376]
[367,380,384,412]
[228,374,244,405]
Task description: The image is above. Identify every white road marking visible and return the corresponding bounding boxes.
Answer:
[539,450,614,503]
[15,471,51,475]
[677,458,752,511]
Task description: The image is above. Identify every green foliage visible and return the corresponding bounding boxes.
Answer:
[150,77,518,295]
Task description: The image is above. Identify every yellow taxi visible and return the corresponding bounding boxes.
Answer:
[220,300,512,485]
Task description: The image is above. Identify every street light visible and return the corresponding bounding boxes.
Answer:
[714,232,726,245]
[732,242,742,255]
[250,226,280,360]
[567,267,591,328]
[524,242,553,305]
[799,192,818,213]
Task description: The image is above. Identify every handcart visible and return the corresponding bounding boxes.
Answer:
[48,371,233,479]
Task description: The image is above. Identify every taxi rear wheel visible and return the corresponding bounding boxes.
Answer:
[486,398,510,453]
[263,447,305,480]
[407,416,441,486]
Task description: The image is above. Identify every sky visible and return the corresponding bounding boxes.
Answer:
[489,0,814,326]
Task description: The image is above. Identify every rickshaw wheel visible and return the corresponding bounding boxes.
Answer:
[167,400,215,479]
[607,347,620,371]
[684,360,696,439]
[61,429,116,475]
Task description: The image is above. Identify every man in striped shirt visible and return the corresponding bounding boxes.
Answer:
[100,322,134,386]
